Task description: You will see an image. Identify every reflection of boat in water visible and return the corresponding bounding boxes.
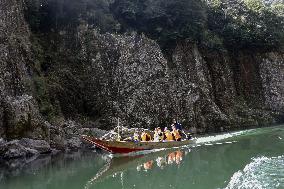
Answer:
[82,135,195,154]
[85,148,189,188]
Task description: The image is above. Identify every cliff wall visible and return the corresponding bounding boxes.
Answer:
[0,0,283,146]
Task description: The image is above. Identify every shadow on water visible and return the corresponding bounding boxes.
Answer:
[0,125,283,189]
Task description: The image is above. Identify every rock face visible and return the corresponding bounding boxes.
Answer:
[0,0,49,140]
[0,0,283,160]
[260,53,284,116]
[52,30,282,132]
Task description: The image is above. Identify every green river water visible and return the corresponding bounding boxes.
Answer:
[0,125,284,189]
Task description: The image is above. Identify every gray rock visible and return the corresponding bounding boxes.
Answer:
[62,120,82,139]
[19,138,51,154]
[0,140,39,159]
[66,137,82,150]
[79,128,107,138]
[0,138,5,145]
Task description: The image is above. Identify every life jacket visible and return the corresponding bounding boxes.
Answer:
[147,133,152,141]
[164,130,174,141]
[133,134,139,141]
[141,133,151,141]
[172,129,181,141]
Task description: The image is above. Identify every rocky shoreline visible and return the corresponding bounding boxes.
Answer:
[0,120,108,161]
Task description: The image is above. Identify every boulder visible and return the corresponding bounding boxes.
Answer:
[66,137,82,150]
[19,138,51,154]
[0,140,39,159]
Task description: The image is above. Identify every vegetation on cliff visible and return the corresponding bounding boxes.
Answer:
[1,0,281,137]
[25,0,284,52]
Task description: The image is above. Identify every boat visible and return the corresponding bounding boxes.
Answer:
[81,135,196,154]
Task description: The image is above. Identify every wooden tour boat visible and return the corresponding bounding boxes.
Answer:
[81,135,196,154]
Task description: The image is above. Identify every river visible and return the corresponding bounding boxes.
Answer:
[0,125,284,189]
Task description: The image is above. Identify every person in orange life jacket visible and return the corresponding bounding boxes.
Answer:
[164,127,174,141]
[171,125,181,141]
[141,130,152,141]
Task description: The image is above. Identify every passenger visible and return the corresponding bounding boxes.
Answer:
[164,127,174,141]
[172,125,182,141]
[154,127,164,142]
[153,128,160,142]
[141,130,152,142]
[133,131,140,142]
[157,127,164,141]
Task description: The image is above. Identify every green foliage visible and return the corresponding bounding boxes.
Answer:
[207,0,284,50]
[244,0,265,12]
[24,0,284,52]
[201,30,224,50]
[271,2,284,17]
[24,0,119,33]
[111,0,207,49]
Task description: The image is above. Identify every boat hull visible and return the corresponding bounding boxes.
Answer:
[82,135,195,154]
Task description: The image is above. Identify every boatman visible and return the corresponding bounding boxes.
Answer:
[173,119,183,131]
[173,119,188,139]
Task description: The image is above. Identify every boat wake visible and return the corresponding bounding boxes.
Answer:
[224,155,284,189]
[195,130,249,144]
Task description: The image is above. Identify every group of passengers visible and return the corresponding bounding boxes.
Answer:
[132,119,184,142]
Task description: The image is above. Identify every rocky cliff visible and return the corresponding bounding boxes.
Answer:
[0,0,283,154]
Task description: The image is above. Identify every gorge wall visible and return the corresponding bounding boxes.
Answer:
[0,0,283,146]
